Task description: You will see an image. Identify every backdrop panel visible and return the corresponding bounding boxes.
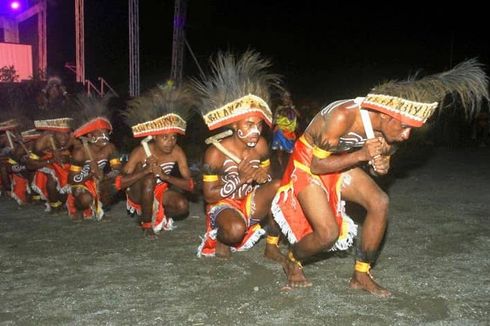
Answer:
[0,42,33,81]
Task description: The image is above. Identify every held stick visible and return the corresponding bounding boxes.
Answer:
[204,130,241,164]
[6,131,30,155]
[140,135,153,157]
[5,130,14,149]
[80,137,101,215]
[49,135,57,150]
[140,135,162,178]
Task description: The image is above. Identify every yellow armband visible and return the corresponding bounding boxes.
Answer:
[260,159,271,168]
[110,158,121,167]
[312,146,331,159]
[7,158,18,165]
[69,165,82,172]
[202,174,219,182]
[29,153,40,160]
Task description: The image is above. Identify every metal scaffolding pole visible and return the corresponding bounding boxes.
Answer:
[75,0,85,83]
[128,0,140,97]
[37,0,47,76]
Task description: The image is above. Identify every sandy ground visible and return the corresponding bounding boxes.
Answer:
[0,146,489,325]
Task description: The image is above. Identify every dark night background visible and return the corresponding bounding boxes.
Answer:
[41,0,489,104]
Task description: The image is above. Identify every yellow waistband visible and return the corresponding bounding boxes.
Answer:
[299,135,313,148]
[293,160,312,174]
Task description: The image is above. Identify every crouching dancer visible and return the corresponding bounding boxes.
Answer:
[193,50,284,261]
[28,114,77,213]
[5,127,42,205]
[121,84,195,239]
[67,95,122,221]
[272,59,488,296]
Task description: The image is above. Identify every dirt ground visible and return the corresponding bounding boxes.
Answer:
[1,146,489,325]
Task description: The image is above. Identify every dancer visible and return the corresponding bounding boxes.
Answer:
[194,50,284,261]
[272,59,489,296]
[121,83,195,238]
[67,94,122,221]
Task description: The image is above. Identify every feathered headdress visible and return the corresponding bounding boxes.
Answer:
[123,82,194,138]
[192,50,282,130]
[71,94,113,138]
[362,58,489,127]
[0,119,18,132]
[33,103,72,132]
[20,129,42,142]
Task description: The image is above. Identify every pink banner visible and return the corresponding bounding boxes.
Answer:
[0,42,33,81]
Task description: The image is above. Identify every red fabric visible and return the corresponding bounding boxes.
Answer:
[114,175,122,191]
[275,137,343,242]
[73,118,112,138]
[31,161,70,200]
[361,102,424,127]
[66,180,98,219]
[11,173,29,204]
[198,193,264,257]
[126,182,169,232]
[32,169,48,200]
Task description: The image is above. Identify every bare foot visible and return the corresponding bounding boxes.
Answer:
[215,240,232,259]
[349,271,391,298]
[72,213,83,223]
[264,243,286,263]
[143,228,158,240]
[282,260,312,288]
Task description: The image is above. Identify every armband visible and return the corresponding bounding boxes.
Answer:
[69,165,82,172]
[312,146,331,159]
[110,158,121,167]
[202,174,219,182]
[114,175,122,191]
[29,153,40,160]
[266,235,280,246]
[11,164,26,173]
[259,159,271,168]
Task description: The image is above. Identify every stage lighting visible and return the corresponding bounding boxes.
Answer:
[10,1,21,11]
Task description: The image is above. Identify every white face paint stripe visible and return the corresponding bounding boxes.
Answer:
[237,125,261,139]
[90,132,110,144]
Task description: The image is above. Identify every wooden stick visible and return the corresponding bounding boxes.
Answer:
[208,139,241,164]
[6,130,32,156]
[81,138,102,217]
[360,109,375,139]
[5,130,14,149]
[140,135,153,157]
[204,130,241,164]
[49,135,57,150]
